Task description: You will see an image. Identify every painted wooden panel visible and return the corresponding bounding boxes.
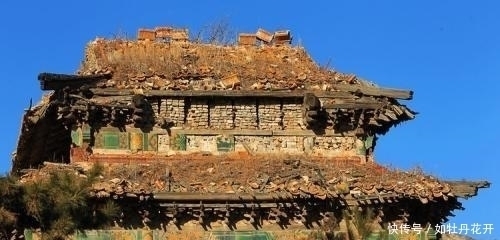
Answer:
[71,128,83,146]
[82,126,92,143]
[142,133,149,151]
[207,231,274,240]
[25,229,276,240]
[216,135,235,152]
[118,133,129,149]
[364,135,374,149]
[171,134,186,151]
[103,132,120,149]
[356,139,366,155]
[147,133,158,151]
[129,132,143,151]
[157,134,170,152]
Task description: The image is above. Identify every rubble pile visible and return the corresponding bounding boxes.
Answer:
[79,39,361,91]
[19,159,455,205]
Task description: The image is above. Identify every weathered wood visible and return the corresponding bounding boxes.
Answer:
[159,203,289,208]
[338,219,351,240]
[91,88,305,98]
[323,101,384,110]
[173,129,357,137]
[391,105,404,116]
[331,84,413,100]
[90,88,410,99]
[154,192,293,201]
[376,114,391,122]
[272,130,357,137]
[402,106,416,119]
[444,181,491,199]
[347,219,362,240]
[383,110,398,121]
[74,95,132,105]
[303,93,321,110]
[39,73,111,90]
[91,88,355,98]
[174,129,273,136]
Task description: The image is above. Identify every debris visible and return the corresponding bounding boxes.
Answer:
[137,29,155,41]
[256,28,273,43]
[238,33,257,46]
[219,74,241,89]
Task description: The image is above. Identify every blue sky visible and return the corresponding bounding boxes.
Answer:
[0,1,498,238]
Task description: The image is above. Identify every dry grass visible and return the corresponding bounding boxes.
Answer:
[79,39,354,90]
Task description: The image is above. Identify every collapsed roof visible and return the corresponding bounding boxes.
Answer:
[14,27,417,171]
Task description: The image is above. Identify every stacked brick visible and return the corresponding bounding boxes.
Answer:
[314,136,356,151]
[187,99,209,128]
[150,99,160,120]
[235,136,275,153]
[275,136,303,153]
[258,99,282,130]
[160,98,185,126]
[282,99,303,130]
[233,99,258,129]
[334,137,356,151]
[209,99,234,130]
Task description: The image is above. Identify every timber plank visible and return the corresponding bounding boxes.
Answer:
[323,101,384,109]
[331,84,413,100]
[89,87,411,99]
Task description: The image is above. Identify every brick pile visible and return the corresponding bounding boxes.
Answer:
[187,99,209,128]
[209,99,234,130]
[233,99,258,129]
[282,99,303,130]
[161,98,185,126]
[257,99,282,130]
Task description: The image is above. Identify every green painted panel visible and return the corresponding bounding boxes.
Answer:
[364,135,374,149]
[23,229,33,240]
[142,133,149,151]
[366,232,397,240]
[172,134,187,151]
[71,129,82,146]
[82,126,92,143]
[23,229,278,240]
[209,231,274,240]
[103,132,120,149]
[23,229,161,240]
[357,143,366,155]
[217,135,235,152]
[367,230,437,240]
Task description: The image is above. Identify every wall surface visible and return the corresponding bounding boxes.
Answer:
[70,97,371,161]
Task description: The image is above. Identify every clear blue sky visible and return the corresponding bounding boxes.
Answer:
[1,1,498,239]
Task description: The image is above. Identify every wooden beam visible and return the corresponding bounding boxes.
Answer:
[444,180,491,199]
[174,129,273,136]
[90,89,358,98]
[331,84,413,100]
[322,99,385,110]
[154,192,293,201]
[159,203,288,208]
[272,130,356,137]
[172,129,357,137]
[39,73,111,91]
[89,88,410,99]
[91,88,306,98]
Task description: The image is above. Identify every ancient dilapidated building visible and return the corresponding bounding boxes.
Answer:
[14,27,489,240]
